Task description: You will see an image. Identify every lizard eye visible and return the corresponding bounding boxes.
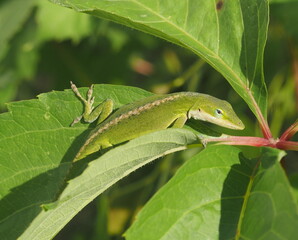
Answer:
[215,109,223,116]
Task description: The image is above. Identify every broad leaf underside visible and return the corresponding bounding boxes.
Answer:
[51,0,269,120]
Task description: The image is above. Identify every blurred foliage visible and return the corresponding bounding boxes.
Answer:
[0,0,297,239]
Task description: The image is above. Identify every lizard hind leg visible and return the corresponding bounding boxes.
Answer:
[74,139,113,162]
[70,82,113,126]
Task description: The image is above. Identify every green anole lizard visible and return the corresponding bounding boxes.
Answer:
[70,82,244,161]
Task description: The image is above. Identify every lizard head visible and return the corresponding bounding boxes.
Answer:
[188,94,245,130]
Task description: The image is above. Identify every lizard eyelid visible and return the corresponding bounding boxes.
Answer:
[215,109,223,115]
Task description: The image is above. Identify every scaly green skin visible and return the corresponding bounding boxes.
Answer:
[71,83,245,161]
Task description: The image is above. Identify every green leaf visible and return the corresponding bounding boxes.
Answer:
[36,0,92,43]
[24,129,198,240]
[125,145,298,240]
[50,0,269,121]
[0,84,198,240]
[0,71,18,110]
[0,0,36,61]
[289,173,298,205]
[0,85,148,239]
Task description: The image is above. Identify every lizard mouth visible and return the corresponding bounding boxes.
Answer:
[188,110,245,130]
[216,118,245,130]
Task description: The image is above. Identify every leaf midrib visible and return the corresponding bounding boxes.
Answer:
[235,159,261,240]
[81,0,248,90]
[133,0,247,88]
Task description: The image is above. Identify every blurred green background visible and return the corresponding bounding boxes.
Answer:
[1,1,297,239]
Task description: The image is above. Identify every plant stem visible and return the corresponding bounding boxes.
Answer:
[203,135,298,151]
[247,89,273,139]
[276,141,298,151]
[204,135,273,147]
[279,120,298,141]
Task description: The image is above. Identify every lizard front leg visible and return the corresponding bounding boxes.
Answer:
[70,81,113,126]
[172,115,188,128]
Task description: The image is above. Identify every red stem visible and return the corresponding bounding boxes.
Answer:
[279,120,298,141]
[204,136,274,147]
[276,140,298,151]
[203,135,298,151]
[247,89,273,139]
